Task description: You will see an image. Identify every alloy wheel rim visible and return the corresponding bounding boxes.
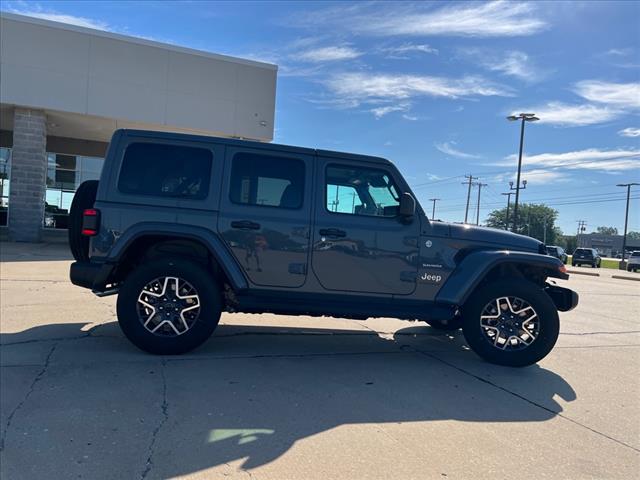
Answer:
[479,296,539,351]
[137,276,200,337]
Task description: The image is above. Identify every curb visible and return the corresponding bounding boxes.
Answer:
[611,275,640,282]
[567,269,600,277]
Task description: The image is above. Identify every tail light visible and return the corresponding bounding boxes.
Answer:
[81,208,100,236]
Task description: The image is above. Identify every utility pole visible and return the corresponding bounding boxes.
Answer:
[576,220,587,248]
[543,216,548,244]
[462,174,477,224]
[474,182,488,225]
[507,113,539,232]
[508,179,527,232]
[617,182,639,267]
[501,192,513,230]
[428,198,440,219]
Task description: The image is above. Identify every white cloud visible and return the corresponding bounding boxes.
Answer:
[294,46,362,63]
[480,51,538,81]
[301,1,547,38]
[402,114,419,121]
[380,43,438,58]
[490,169,569,184]
[6,7,110,30]
[619,127,640,138]
[574,80,640,109]
[511,102,621,126]
[370,103,410,119]
[325,73,512,106]
[493,148,640,172]
[435,142,481,159]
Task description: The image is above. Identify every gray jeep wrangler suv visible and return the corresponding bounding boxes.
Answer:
[69,129,578,366]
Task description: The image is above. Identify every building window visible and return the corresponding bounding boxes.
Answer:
[118,143,213,199]
[229,152,305,209]
[325,165,400,217]
[44,153,104,229]
[0,147,10,226]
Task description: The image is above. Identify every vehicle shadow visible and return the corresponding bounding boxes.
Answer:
[0,321,577,478]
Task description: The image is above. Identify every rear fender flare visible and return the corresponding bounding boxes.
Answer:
[436,250,566,306]
[107,222,248,291]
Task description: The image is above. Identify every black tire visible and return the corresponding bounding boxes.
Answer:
[462,279,559,367]
[427,317,463,331]
[68,180,99,262]
[571,262,576,267]
[116,257,222,355]
[591,262,596,268]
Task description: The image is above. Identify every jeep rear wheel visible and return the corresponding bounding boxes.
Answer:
[462,279,559,367]
[117,257,221,354]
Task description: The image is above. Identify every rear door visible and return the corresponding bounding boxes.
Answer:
[310,158,420,295]
[218,147,312,288]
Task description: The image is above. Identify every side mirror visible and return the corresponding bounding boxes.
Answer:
[398,192,416,220]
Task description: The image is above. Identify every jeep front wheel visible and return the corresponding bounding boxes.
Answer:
[462,279,559,367]
[116,257,222,354]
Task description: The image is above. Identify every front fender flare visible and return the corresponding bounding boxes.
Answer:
[436,250,567,306]
[107,222,248,291]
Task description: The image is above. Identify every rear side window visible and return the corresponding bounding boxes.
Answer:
[229,152,305,209]
[118,143,212,199]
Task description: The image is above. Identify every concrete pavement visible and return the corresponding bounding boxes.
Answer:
[1,242,639,479]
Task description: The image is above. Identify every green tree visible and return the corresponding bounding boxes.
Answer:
[486,203,560,244]
[596,226,618,235]
[627,231,640,240]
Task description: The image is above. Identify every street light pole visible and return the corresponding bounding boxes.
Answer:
[617,182,639,267]
[501,192,513,230]
[507,113,539,233]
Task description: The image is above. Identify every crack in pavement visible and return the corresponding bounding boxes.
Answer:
[140,358,169,480]
[407,346,640,454]
[0,342,57,451]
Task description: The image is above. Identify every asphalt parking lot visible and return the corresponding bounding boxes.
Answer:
[1,243,639,479]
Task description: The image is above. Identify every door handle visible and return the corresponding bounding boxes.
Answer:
[231,220,261,230]
[319,228,346,238]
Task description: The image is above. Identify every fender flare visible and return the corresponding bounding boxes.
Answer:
[107,222,248,291]
[436,250,567,306]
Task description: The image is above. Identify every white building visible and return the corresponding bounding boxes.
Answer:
[0,12,277,241]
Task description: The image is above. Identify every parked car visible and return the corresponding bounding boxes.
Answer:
[571,248,601,268]
[546,245,567,264]
[68,129,578,367]
[627,251,640,272]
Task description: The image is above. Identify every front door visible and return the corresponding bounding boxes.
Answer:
[218,147,312,288]
[311,159,420,295]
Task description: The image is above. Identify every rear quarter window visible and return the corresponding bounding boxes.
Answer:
[118,143,213,199]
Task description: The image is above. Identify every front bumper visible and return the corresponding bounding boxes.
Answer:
[545,284,579,312]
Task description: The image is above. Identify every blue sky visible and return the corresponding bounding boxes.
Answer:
[3,0,639,234]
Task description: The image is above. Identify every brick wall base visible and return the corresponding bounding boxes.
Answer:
[8,108,47,242]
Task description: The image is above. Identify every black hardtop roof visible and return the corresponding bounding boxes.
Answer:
[116,129,392,166]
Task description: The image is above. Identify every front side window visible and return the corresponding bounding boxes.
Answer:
[229,152,305,209]
[325,165,400,217]
[118,143,212,199]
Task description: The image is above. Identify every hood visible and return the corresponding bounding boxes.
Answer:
[444,223,542,253]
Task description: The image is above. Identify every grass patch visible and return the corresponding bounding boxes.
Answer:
[567,256,619,269]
